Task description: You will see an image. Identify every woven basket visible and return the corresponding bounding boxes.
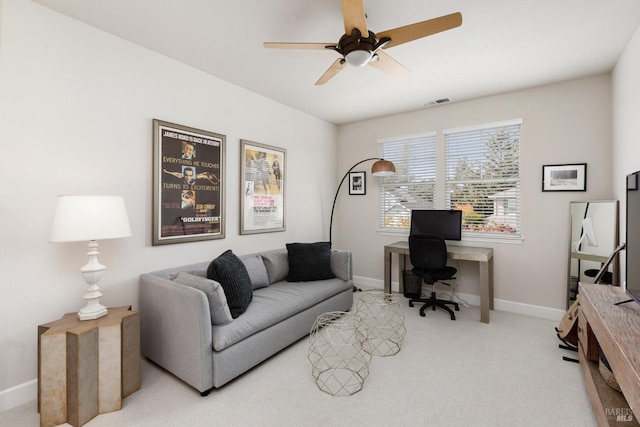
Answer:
[599,351,622,392]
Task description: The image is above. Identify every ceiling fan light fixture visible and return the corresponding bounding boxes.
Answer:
[345,49,373,67]
[263,8,462,85]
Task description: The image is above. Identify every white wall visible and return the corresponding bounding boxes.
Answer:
[612,24,640,279]
[0,0,336,408]
[613,26,640,213]
[335,75,614,313]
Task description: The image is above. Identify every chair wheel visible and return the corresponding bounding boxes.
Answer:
[455,306,460,311]
[420,311,426,317]
[450,314,456,320]
[409,302,414,307]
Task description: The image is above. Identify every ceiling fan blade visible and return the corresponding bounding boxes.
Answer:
[368,50,411,78]
[263,42,337,50]
[341,0,368,35]
[315,59,347,85]
[376,12,462,49]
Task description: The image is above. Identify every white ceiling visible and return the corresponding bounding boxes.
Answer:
[31,0,640,125]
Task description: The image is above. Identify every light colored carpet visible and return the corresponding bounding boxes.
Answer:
[1,291,596,427]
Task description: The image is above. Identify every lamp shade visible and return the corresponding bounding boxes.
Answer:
[371,160,396,177]
[50,195,132,242]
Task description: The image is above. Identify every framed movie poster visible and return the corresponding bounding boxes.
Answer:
[152,119,225,245]
[240,139,286,234]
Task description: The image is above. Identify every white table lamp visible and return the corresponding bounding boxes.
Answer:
[50,195,132,320]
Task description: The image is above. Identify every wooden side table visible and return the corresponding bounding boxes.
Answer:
[38,306,140,427]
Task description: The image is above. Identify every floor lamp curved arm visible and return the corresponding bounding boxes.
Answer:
[329,157,395,246]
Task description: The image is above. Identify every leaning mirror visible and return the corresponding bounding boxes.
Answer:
[567,200,619,308]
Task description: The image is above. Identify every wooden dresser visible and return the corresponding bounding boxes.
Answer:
[578,283,640,426]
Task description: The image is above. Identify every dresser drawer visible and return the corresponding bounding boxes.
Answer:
[578,307,599,362]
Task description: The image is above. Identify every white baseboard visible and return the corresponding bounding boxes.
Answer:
[0,378,37,412]
[353,275,566,322]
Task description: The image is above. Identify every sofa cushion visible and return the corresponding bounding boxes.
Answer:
[172,272,233,325]
[240,254,270,290]
[330,249,351,281]
[168,269,206,280]
[207,250,253,318]
[210,278,353,351]
[286,242,335,282]
[261,249,289,284]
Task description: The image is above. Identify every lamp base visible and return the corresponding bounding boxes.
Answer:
[78,240,109,321]
[78,304,108,320]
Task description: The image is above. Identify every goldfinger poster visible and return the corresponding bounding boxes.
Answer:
[153,119,225,245]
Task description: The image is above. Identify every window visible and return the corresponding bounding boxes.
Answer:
[379,119,522,241]
[378,133,436,232]
[444,120,521,239]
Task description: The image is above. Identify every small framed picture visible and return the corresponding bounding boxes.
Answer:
[349,171,366,195]
[542,163,587,192]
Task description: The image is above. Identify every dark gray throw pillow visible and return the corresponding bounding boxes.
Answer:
[207,250,253,318]
[286,242,335,282]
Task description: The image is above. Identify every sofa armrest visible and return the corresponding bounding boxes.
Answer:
[330,249,352,281]
[139,273,214,393]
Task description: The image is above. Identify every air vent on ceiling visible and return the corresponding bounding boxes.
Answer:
[422,98,451,107]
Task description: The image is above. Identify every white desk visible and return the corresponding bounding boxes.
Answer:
[384,241,494,323]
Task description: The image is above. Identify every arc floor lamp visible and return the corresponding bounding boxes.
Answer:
[329,158,395,247]
[330,158,395,292]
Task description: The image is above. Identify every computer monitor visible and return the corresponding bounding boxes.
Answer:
[410,209,462,241]
[626,171,640,304]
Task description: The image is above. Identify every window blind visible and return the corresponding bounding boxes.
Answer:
[444,120,522,239]
[378,133,436,232]
[377,119,522,241]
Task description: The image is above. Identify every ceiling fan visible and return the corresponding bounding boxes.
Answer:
[263,0,462,85]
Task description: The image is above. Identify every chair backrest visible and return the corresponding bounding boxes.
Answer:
[409,234,448,270]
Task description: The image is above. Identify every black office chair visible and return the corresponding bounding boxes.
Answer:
[407,234,460,320]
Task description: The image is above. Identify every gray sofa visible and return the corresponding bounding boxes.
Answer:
[139,247,353,395]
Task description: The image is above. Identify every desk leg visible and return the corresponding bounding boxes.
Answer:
[399,254,406,295]
[384,247,392,294]
[488,257,494,310]
[479,260,493,323]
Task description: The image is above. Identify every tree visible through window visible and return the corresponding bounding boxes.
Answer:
[379,120,522,240]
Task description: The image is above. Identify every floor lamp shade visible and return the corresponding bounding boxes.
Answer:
[50,195,132,320]
[371,160,395,176]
